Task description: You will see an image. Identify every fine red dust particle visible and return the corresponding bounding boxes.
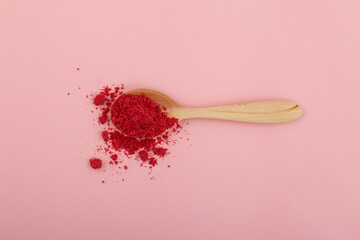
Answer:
[90,158,102,169]
[93,93,106,106]
[124,166,128,170]
[78,87,81,90]
[76,68,80,71]
[67,93,70,95]
[111,154,118,160]
[102,180,105,183]
[168,165,171,168]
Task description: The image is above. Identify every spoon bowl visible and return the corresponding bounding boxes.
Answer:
[125,89,302,123]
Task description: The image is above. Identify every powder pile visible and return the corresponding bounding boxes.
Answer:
[111,94,178,138]
[89,85,182,171]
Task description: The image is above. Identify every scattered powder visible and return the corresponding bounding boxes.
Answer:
[101,131,109,142]
[152,147,167,157]
[148,157,157,167]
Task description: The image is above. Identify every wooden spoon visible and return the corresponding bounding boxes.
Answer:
[125,89,302,123]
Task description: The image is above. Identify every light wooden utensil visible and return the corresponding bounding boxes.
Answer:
[126,89,302,123]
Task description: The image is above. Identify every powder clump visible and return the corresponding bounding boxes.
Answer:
[90,158,102,169]
[93,93,106,106]
[101,131,109,142]
[152,147,167,157]
[138,150,148,162]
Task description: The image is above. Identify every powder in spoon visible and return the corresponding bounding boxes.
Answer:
[88,85,186,178]
[110,93,178,139]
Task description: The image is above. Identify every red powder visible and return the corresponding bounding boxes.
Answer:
[88,85,186,177]
[148,157,158,167]
[110,94,178,139]
[90,158,102,169]
[93,93,106,106]
[138,150,148,161]
[101,131,109,142]
[109,130,156,155]
[152,147,167,157]
[77,68,80,71]
[99,113,107,124]
[99,107,109,124]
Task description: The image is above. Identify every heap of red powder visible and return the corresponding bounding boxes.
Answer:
[111,94,178,139]
[89,85,180,170]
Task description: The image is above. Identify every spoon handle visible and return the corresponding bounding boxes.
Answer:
[179,101,302,123]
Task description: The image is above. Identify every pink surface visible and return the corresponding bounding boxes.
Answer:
[1,0,360,239]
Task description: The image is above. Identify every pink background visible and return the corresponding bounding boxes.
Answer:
[1,0,360,239]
